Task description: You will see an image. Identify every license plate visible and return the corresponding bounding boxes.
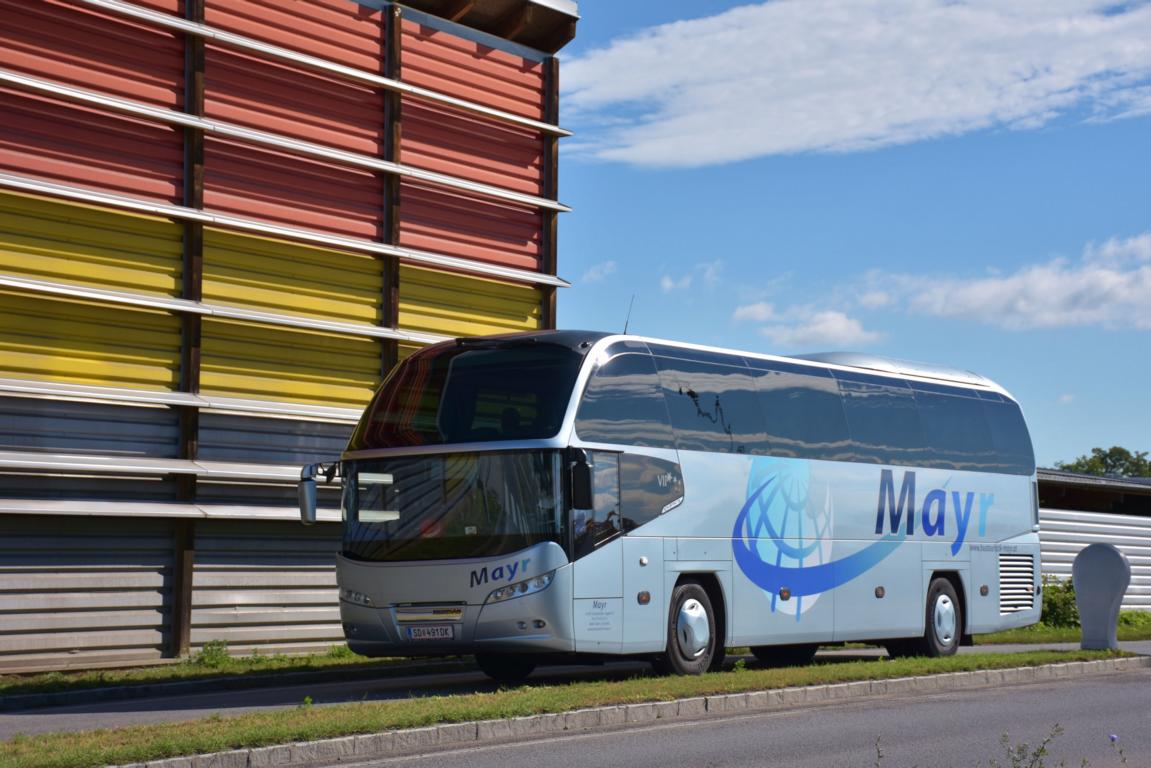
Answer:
[406,625,454,641]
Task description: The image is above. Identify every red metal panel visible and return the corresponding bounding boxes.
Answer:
[0,0,184,109]
[204,0,385,75]
[0,89,183,203]
[204,44,384,157]
[398,180,540,271]
[401,19,544,121]
[202,137,383,240]
[401,97,543,196]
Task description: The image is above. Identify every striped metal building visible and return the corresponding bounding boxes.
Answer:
[1038,470,1151,612]
[0,0,578,671]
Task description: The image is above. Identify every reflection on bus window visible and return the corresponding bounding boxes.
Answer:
[572,451,621,557]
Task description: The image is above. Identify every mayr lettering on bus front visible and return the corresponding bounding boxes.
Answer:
[469,558,532,588]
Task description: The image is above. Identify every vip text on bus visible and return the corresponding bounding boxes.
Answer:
[299,331,1040,683]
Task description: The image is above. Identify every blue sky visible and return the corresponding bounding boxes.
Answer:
[553,0,1151,469]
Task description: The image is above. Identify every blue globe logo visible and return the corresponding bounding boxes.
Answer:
[734,457,834,619]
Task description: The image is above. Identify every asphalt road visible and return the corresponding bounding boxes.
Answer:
[356,670,1151,768]
[3,641,1150,741]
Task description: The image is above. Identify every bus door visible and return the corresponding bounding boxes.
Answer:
[571,451,624,651]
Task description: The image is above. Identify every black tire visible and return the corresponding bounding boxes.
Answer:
[749,643,818,667]
[654,581,718,676]
[475,653,537,685]
[914,577,962,657]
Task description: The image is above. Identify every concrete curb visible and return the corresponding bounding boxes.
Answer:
[115,657,1151,768]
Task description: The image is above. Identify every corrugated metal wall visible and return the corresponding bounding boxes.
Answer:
[0,192,183,296]
[0,515,174,672]
[0,0,568,671]
[191,521,342,655]
[1040,508,1151,611]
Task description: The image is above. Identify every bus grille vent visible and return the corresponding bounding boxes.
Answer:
[999,553,1035,614]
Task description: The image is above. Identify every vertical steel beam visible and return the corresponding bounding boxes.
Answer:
[172,0,205,659]
[380,3,403,375]
[539,56,561,330]
[169,519,196,659]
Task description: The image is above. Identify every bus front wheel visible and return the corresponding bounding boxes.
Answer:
[475,653,537,685]
[918,577,962,657]
[654,581,717,676]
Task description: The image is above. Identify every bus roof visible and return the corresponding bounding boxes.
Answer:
[433,330,1014,399]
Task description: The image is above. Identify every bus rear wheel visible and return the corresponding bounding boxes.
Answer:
[654,581,717,676]
[750,643,818,667]
[475,653,537,685]
[916,577,962,657]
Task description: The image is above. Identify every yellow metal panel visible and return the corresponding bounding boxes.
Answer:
[398,265,541,338]
[0,291,180,390]
[0,191,182,296]
[203,229,382,324]
[200,318,380,408]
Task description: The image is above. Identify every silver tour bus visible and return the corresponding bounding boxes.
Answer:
[299,331,1040,683]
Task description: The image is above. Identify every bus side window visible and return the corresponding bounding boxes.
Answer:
[572,451,622,557]
[979,393,1036,475]
[651,352,768,454]
[913,385,996,472]
[619,453,684,532]
[574,353,676,448]
[835,370,927,466]
[745,361,850,461]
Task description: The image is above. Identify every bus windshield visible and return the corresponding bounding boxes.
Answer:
[341,451,564,562]
[349,340,587,450]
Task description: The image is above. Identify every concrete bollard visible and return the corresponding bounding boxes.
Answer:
[1073,543,1130,651]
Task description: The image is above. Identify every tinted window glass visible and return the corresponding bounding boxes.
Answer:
[620,453,684,531]
[835,371,926,465]
[913,387,996,471]
[351,344,582,449]
[342,451,561,562]
[575,353,676,448]
[980,396,1036,475]
[745,360,851,461]
[572,451,622,558]
[652,354,767,454]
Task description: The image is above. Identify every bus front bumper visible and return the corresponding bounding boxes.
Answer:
[339,569,577,657]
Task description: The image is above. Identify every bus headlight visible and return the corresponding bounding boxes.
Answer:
[486,571,555,604]
[341,588,374,607]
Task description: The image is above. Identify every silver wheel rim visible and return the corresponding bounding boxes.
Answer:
[933,593,956,646]
[676,598,710,658]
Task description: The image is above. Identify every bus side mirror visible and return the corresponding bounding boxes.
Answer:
[299,464,319,525]
[570,450,593,510]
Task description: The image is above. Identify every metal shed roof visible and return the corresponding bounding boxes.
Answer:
[400,0,579,53]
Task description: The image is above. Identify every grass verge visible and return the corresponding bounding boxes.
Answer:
[0,644,459,700]
[0,650,1127,768]
[975,624,1151,645]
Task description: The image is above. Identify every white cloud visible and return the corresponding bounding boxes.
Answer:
[1084,233,1151,266]
[870,241,1151,331]
[700,260,723,289]
[734,301,881,348]
[1059,394,1076,405]
[660,274,692,293]
[760,310,883,348]
[732,301,775,323]
[581,260,618,283]
[562,0,1151,167]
